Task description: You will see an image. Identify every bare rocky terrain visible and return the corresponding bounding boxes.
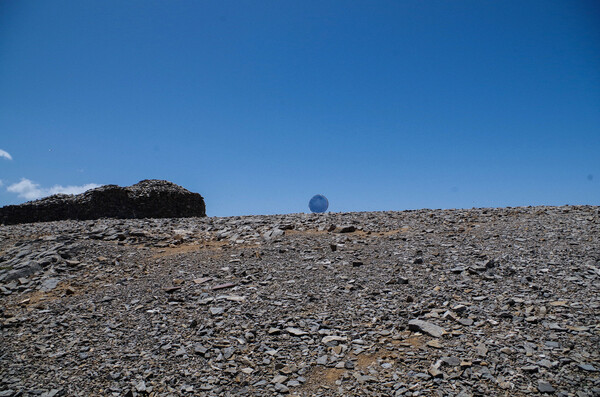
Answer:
[1,205,599,396]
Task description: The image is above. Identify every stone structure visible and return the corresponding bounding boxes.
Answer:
[0,179,206,225]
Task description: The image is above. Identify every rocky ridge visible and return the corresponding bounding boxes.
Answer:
[0,206,599,396]
[0,179,206,225]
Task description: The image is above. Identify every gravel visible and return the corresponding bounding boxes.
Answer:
[1,205,599,396]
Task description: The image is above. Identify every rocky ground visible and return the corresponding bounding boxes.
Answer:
[1,206,599,397]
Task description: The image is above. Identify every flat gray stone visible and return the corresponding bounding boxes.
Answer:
[408,319,446,338]
[286,327,307,336]
[209,307,224,315]
[538,380,555,393]
[578,364,598,372]
[271,375,288,384]
[274,383,289,393]
[441,356,461,367]
[354,374,377,383]
[135,381,146,392]
[40,278,60,292]
[5,261,42,281]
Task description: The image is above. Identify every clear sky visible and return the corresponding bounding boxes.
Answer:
[1,1,599,216]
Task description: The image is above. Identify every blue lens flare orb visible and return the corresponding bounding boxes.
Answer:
[309,194,329,213]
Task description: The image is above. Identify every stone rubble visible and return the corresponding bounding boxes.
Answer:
[0,205,599,396]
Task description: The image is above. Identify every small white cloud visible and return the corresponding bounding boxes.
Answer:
[7,179,41,200]
[0,149,12,160]
[46,183,101,196]
[7,178,101,201]
[0,180,3,187]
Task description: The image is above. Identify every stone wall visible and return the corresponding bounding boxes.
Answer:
[0,180,206,225]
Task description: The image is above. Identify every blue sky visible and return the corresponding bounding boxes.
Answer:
[1,1,599,216]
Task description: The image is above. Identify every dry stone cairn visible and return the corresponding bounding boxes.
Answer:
[0,179,206,225]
